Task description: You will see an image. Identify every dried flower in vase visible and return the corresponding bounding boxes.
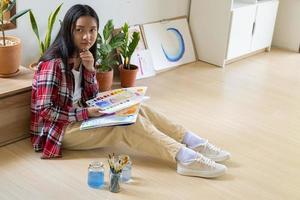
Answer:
[108,153,129,174]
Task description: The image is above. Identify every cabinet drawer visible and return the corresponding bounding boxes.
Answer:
[0,91,31,146]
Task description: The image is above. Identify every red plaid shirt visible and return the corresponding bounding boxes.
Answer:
[30,58,98,158]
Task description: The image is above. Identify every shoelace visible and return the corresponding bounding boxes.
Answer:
[206,142,221,154]
[195,154,216,168]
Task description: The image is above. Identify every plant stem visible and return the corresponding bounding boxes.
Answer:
[128,58,131,70]
[0,16,6,46]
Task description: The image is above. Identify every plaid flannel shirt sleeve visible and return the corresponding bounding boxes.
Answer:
[81,67,99,104]
[35,60,89,123]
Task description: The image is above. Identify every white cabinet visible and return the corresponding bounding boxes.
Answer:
[251,1,279,51]
[189,0,279,67]
[227,5,257,59]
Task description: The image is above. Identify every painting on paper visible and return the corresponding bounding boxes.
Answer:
[142,18,196,71]
[128,25,155,79]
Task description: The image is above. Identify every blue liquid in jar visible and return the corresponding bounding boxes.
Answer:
[88,171,104,188]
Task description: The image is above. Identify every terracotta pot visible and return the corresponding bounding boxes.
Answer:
[0,36,21,76]
[96,68,114,92]
[28,62,38,71]
[119,64,138,88]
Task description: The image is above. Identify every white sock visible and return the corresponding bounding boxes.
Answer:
[183,131,207,148]
[176,147,198,163]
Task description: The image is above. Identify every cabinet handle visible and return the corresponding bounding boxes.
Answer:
[252,22,256,35]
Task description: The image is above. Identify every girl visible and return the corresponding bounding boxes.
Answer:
[31,4,230,178]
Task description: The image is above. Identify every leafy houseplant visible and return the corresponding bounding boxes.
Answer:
[0,0,30,46]
[95,19,124,91]
[0,0,30,76]
[119,23,140,87]
[28,3,62,70]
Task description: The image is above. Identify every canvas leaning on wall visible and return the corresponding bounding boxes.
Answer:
[127,25,156,80]
[142,17,196,71]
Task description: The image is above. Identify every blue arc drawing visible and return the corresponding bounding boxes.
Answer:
[161,28,185,62]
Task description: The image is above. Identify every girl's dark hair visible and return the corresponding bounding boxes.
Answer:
[40,4,99,69]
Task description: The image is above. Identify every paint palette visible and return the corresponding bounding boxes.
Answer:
[86,87,147,114]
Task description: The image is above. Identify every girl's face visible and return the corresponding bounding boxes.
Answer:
[72,16,98,53]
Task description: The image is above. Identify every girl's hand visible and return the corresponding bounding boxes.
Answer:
[87,107,104,118]
[80,49,95,72]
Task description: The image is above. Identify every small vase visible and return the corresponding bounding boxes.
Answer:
[109,172,121,193]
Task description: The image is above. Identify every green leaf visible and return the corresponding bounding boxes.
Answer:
[120,23,129,61]
[111,40,124,49]
[38,41,44,56]
[29,10,40,42]
[40,42,45,55]
[110,32,125,49]
[9,9,30,21]
[103,19,113,42]
[45,3,63,50]
[1,6,8,14]
[127,32,140,58]
[96,20,125,72]
[122,23,129,34]
[96,50,101,60]
[44,14,51,49]
[100,43,112,55]
[97,33,103,45]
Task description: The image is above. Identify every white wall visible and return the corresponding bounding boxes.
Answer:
[272,0,300,52]
[6,0,189,66]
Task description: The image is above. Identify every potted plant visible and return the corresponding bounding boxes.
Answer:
[28,3,62,70]
[119,23,140,88]
[96,19,124,91]
[0,0,30,77]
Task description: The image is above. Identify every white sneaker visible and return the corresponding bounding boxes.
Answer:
[192,140,231,162]
[177,153,227,178]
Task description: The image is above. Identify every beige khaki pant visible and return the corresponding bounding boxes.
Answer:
[63,104,187,162]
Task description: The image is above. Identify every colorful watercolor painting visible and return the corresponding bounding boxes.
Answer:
[142,18,196,71]
[80,104,140,130]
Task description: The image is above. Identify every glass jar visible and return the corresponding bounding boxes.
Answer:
[87,161,104,189]
[109,172,121,193]
[120,159,132,183]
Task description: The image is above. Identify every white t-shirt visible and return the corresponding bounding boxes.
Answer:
[72,66,82,104]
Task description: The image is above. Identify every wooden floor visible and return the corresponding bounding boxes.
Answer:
[0,48,299,200]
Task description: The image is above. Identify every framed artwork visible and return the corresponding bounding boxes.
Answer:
[131,49,155,79]
[142,17,196,71]
[128,25,156,79]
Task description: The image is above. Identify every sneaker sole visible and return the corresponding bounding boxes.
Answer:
[177,165,227,178]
